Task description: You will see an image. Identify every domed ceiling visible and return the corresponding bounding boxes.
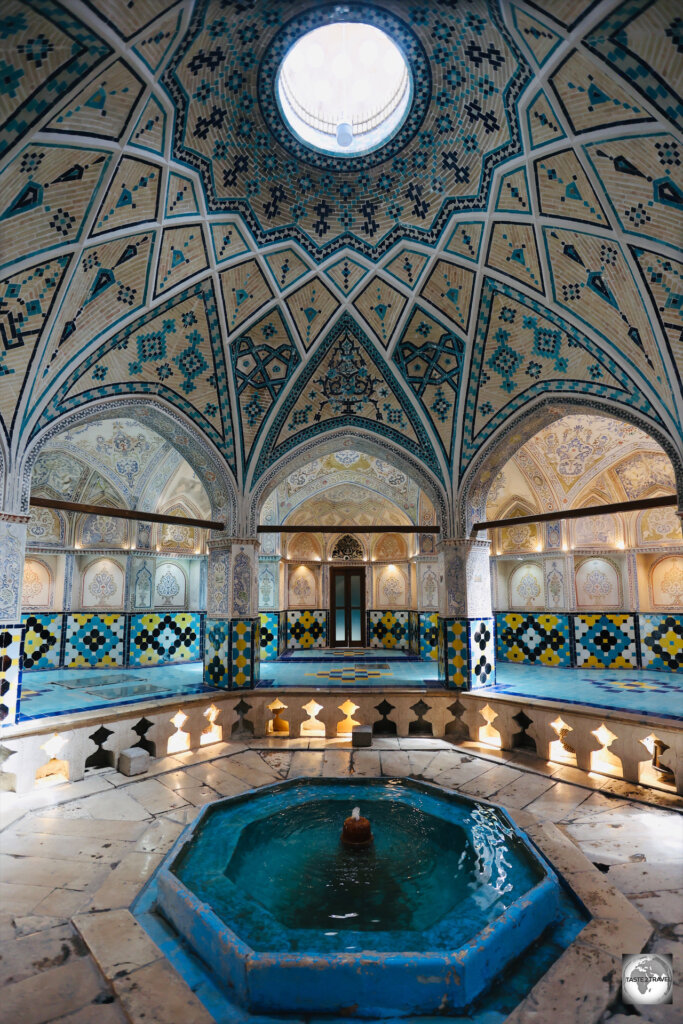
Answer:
[1,0,681,523]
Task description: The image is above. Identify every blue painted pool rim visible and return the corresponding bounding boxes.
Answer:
[155,776,568,1018]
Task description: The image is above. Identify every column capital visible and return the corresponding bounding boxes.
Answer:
[439,535,492,619]
[437,536,491,555]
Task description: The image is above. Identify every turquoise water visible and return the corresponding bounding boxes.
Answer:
[173,779,546,955]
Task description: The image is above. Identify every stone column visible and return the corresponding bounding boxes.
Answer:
[437,538,495,691]
[203,538,260,689]
[0,514,29,724]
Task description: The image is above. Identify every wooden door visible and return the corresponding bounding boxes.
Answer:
[330,567,365,647]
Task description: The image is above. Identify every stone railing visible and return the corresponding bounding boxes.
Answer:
[2,686,680,796]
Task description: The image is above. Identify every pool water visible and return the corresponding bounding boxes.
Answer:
[226,798,480,933]
[155,778,588,1018]
[173,780,547,955]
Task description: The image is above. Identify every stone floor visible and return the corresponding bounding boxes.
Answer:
[0,736,681,1023]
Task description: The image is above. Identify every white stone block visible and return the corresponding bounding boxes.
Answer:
[118,747,150,776]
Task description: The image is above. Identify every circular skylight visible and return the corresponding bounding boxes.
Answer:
[277,22,411,157]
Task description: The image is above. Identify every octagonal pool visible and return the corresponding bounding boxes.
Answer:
[157,777,566,1017]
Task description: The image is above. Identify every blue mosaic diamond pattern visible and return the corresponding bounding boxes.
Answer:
[64,613,124,668]
[574,614,638,669]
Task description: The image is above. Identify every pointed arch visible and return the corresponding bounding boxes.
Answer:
[18,396,238,530]
[459,395,683,536]
[247,427,451,537]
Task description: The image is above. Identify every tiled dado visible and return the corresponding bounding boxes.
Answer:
[496,612,571,668]
[439,617,495,690]
[286,609,327,649]
[0,622,22,725]
[419,611,439,661]
[495,612,683,672]
[368,610,409,650]
[259,612,279,661]
[204,618,260,688]
[21,612,205,670]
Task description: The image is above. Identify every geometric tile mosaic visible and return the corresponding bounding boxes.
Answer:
[639,613,683,673]
[204,618,230,688]
[164,1,531,260]
[22,613,62,670]
[368,610,409,650]
[285,276,339,351]
[583,134,682,249]
[0,144,110,272]
[260,611,279,661]
[45,232,154,372]
[0,623,22,725]
[550,49,653,136]
[486,223,544,294]
[574,613,637,669]
[64,613,125,668]
[45,59,144,142]
[258,312,441,483]
[230,618,259,688]
[495,167,530,213]
[324,256,370,296]
[0,2,111,158]
[210,221,250,264]
[383,248,429,290]
[510,6,562,67]
[91,156,161,236]
[85,0,180,42]
[154,225,208,298]
[0,255,71,440]
[534,149,609,226]
[543,227,667,395]
[41,281,236,474]
[439,617,495,690]
[631,247,683,398]
[129,95,167,157]
[220,258,273,334]
[419,611,439,661]
[264,248,309,292]
[128,613,201,666]
[353,276,407,348]
[524,0,596,30]
[287,610,326,650]
[444,221,484,264]
[526,90,567,149]
[461,278,663,474]
[394,305,464,463]
[496,612,571,667]
[166,172,199,218]
[584,0,681,126]
[133,5,183,69]
[419,259,475,332]
[231,307,300,472]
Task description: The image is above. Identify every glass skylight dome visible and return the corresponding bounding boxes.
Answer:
[277,22,411,156]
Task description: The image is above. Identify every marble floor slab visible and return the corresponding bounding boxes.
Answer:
[0,735,680,1024]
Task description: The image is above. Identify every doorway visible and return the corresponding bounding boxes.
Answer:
[330,567,365,647]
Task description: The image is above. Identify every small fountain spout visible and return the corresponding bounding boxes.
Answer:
[341,806,373,847]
